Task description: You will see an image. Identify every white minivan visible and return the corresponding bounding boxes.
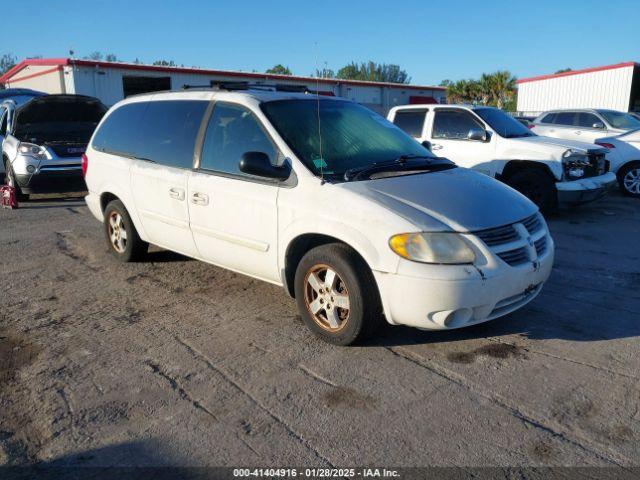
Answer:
[388,105,616,212]
[84,87,554,345]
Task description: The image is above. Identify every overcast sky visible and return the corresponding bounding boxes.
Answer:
[3,0,638,86]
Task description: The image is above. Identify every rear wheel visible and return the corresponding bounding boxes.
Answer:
[4,161,29,202]
[505,168,556,212]
[103,200,148,262]
[294,243,382,346]
[618,162,640,197]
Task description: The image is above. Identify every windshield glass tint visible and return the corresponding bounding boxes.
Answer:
[598,110,640,130]
[261,99,434,177]
[474,108,534,138]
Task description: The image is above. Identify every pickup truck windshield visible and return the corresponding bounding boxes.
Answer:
[474,107,535,138]
[261,99,446,178]
[597,110,640,130]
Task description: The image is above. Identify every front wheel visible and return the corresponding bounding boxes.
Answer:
[618,162,640,197]
[294,243,382,346]
[505,168,557,213]
[103,199,148,262]
[4,162,29,202]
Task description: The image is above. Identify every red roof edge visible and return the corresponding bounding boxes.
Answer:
[1,57,445,91]
[517,61,638,84]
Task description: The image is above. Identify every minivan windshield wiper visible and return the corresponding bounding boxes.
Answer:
[343,154,433,181]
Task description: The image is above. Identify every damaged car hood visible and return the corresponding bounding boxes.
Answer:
[341,167,537,232]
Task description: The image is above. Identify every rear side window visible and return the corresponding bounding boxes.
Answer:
[540,113,556,124]
[392,110,427,137]
[199,103,277,176]
[136,100,208,168]
[554,112,577,126]
[432,110,484,139]
[92,102,148,156]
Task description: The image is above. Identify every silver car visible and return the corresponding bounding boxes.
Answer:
[1,95,107,200]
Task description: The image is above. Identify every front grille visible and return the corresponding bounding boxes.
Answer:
[534,236,547,255]
[474,213,548,267]
[586,153,607,177]
[497,247,529,266]
[47,143,87,158]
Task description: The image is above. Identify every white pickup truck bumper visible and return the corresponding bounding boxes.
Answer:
[556,172,616,206]
[373,241,554,330]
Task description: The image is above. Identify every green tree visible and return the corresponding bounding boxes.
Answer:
[444,71,517,108]
[555,68,572,74]
[86,51,103,61]
[266,64,292,75]
[153,60,177,67]
[314,67,335,79]
[0,53,17,74]
[336,61,410,84]
[105,53,118,62]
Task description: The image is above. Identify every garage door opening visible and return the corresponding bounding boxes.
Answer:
[122,76,171,98]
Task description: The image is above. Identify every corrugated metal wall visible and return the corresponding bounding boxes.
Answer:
[516,66,635,115]
[68,65,445,113]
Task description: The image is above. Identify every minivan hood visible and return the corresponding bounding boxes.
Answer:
[341,167,537,232]
[516,135,603,153]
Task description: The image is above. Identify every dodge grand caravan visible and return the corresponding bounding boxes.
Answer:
[84,87,554,345]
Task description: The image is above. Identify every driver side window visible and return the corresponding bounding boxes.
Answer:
[432,110,484,140]
[200,103,278,176]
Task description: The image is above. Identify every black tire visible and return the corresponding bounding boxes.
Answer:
[294,243,383,346]
[505,168,557,213]
[4,161,29,202]
[617,162,640,198]
[103,199,148,262]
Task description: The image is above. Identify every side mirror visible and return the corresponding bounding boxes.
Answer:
[421,140,432,151]
[467,128,487,141]
[592,122,605,129]
[239,151,290,180]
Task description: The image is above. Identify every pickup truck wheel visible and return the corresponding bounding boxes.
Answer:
[4,162,29,202]
[103,200,148,262]
[506,169,556,212]
[294,243,382,346]
[618,162,640,197]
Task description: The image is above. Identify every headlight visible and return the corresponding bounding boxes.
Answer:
[18,142,47,159]
[389,232,476,264]
[562,149,590,180]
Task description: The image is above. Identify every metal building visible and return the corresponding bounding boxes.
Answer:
[516,61,640,116]
[0,58,446,114]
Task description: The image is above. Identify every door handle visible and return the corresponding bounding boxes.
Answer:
[168,187,185,200]
[574,131,582,135]
[191,192,209,206]
[431,143,443,150]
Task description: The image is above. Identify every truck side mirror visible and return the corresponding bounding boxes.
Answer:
[592,122,605,129]
[421,140,432,151]
[467,128,487,141]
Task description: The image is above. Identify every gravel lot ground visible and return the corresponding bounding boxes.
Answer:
[0,190,639,469]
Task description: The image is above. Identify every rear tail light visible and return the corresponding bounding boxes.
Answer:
[81,153,88,177]
[528,124,535,129]
[596,142,615,149]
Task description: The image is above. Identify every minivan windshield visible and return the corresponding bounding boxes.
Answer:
[474,107,535,138]
[597,110,640,130]
[261,99,450,179]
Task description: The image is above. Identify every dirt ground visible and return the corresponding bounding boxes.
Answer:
[0,190,639,469]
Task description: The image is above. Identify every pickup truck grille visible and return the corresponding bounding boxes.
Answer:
[474,213,549,267]
[585,153,607,177]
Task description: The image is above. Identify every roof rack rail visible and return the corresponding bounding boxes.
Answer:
[181,81,311,93]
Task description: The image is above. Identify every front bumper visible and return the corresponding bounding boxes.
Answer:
[373,242,554,330]
[16,167,86,194]
[556,172,616,206]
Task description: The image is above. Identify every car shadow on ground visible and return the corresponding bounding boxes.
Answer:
[145,250,193,263]
[363,302,640,348]
[14,196,86,210]
[2,439,211,479]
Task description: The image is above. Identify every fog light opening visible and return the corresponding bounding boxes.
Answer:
[26,165,36,173]
[443,308,473,328]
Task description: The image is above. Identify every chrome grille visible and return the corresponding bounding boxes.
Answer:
[475,224,518,246]
[522,213,542,235]
[534,236,547,255]
[497,247,529,266]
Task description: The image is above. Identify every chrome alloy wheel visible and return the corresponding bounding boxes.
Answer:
[623,167,640,195]
[108,211,128,253]
[303,264,351,332]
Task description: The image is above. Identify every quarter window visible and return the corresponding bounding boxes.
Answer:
[432,110,484,139]
[392,110,427,137]
[91,102,148,157]
[200,103,277,175]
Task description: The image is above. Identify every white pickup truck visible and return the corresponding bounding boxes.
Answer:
[388,105,616,211]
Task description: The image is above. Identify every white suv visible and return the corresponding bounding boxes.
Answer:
[531,109,640,143]
[84,87,554,345]
[388,105,616,212]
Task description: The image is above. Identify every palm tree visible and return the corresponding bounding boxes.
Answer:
[489,71,517,109]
